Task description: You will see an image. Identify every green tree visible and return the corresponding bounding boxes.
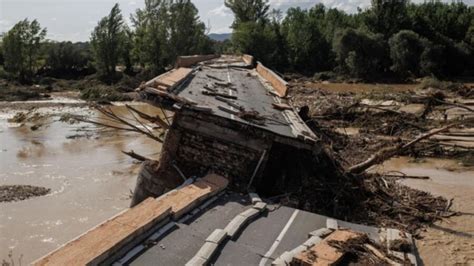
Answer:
[90,3,125,78]
[131,0,169,73]
[362,0,411,38]
[132,0,212,74]
[225,0,270,27]
[419,42,444,77]
[466,24,474,46]
[0,41,4,66]
[122,27,134,73]
[44,41,89,76]
[282,7,332,74]
[232,22,279,65]
[388,30,426,77]
[333,28,387,79]
[168,0,212,58]
[2,19,46,82]
[408,1,473,42]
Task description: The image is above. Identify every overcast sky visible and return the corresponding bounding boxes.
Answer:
[0,0,473,42]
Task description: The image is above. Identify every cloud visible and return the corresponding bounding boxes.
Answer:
[209,4,232,17]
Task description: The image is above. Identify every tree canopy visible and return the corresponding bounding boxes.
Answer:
[2,19,46,82]
[1,0,473,83]
[90,3,125,78]
[228,0,474,80]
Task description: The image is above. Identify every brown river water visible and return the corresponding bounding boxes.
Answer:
[375,157,474,265]
[0,103,163,263]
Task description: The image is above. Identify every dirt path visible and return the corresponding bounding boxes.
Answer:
[375,157,474,265]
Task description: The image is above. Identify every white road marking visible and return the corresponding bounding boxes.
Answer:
[259,210,299,266]
[226,68,235,120]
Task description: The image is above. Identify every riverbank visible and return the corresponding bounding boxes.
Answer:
[0,73,143,103]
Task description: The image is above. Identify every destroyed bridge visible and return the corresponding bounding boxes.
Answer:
[33,55,418,266]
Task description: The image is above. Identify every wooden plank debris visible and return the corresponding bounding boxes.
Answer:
[292,229,364,266]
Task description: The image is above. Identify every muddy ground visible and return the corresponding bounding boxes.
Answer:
[288,78,474,264]
[0,74,142,102]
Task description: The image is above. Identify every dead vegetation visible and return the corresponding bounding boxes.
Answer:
[0,185,51,202]
[286,80,474,235]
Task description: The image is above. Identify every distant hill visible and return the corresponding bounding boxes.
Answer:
[208,33,231,42]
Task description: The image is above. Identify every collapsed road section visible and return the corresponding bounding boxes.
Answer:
[32,55,440,265]
[130,54,337,205]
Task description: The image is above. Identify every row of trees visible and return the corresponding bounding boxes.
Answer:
[1,0,473,83]
[228,0,474,80]
[0,0,213,82]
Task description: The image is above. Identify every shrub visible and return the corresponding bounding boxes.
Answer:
[80,86,131,102]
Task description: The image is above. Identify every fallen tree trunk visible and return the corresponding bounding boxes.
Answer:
[125,104,169,130]
[348,123,460,174]
[122,150,152,162]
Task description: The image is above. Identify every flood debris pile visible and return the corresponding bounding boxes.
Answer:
[290,171,450,235]
[283,79,473,233]
[289,80,474,166]
[0,185,51,202]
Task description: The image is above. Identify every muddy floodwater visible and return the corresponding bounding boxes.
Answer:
[375,157,474,265]
[0,103,164,263]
